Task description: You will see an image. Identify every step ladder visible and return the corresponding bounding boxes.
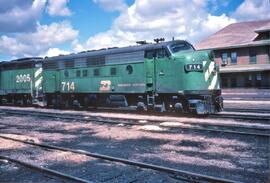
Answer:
[147,94,155,109]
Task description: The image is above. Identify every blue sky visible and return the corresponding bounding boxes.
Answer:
[0,0,269,60]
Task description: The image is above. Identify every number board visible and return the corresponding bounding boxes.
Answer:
[185,64,203,72]
[16,74,31,83]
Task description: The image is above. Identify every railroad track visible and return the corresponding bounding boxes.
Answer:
[0,108,269,137]
[224,108,270,114]
[0,155,92,183]
[1,105,269,121]
[211,112,270,121]
[0,134,241,183]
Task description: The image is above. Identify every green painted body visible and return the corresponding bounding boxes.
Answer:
[43,50,220,95]
[0,67,43,97]
[43,63,146,94]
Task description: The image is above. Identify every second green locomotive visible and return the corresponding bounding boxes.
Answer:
[0,58,43,106]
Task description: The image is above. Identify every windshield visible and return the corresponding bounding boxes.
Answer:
[169,42,194,53]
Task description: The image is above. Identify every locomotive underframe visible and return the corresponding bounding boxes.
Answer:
[42,89,223,114]
[0,93,33,106]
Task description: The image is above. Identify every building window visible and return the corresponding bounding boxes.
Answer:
[221,53,228,65]
[76,70,81,77]
[245,75,252,87]
[111,67,116,75]
[83,70,88,77]
[256,73,262,81]
[94,68,99,76]
[256,73,262,87]
[231,52,237,64]
[231,77,237,88]
[249,50,256,64]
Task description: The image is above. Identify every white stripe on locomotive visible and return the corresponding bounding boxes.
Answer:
[208,73,218,90]
[34,68,43,78]
[204,61,215,82]
[35,76,43,88]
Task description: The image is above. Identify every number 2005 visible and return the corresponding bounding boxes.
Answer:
[16,74,31,83]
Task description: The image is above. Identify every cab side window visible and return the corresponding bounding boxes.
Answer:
[157,49,166,58]
[145,50,155,59]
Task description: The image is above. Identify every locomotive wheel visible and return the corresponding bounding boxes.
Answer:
[153,102,166,112]
[22,98,27,106]
[52,98,57,108]
[45,95,52,107]
[136,102,146,112]
[72,99,81,109]
[64,99,70,108]
[52,94,61,108]
[23,97,31,107]
[83,96,89,109]
[174,103,183,113]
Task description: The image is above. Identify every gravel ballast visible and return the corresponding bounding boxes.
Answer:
[0,110,269,183]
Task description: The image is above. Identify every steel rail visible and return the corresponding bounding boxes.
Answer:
[0,134,242,183]
[224,108,270,114]
[1,107,270,121]
[0,155,93,183]
[210,113,270,121]
[1,108,270,137]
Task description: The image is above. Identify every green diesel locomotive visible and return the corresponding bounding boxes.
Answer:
[0,57,43,105]
[0,40,223,114]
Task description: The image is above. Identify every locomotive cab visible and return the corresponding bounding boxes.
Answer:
[166,41,223,114]
[142,40,222,114]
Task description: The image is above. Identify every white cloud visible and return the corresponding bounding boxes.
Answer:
[2,0,269,59]
[202,14,236,33]
[44,48,70,57]
[73,0,235,51]
[47,0,72,16]
[233,0,270,20]
[93,0,127,12]
[0,0,46,32]
[0,21,78,57]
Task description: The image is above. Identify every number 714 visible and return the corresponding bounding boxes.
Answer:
[61,81,75,91]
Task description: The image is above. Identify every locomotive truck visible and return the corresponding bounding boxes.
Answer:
[0,40,223,114]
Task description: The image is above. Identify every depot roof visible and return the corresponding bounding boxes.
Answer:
[196,19,270,50]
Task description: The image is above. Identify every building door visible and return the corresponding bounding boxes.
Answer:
[255,73,262,88]
[245,74,251,87]
[221,75,228,88]
[231,77,237,88]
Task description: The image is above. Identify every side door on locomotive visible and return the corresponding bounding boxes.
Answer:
[143,47,175,110]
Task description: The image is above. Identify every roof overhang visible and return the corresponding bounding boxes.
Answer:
[198,40,270,51]
[220,64,270,73]
[255,27,270,33]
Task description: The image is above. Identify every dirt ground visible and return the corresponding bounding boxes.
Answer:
[0,111,269,183]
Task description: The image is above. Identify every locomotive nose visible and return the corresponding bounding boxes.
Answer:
[173,50,220,91]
